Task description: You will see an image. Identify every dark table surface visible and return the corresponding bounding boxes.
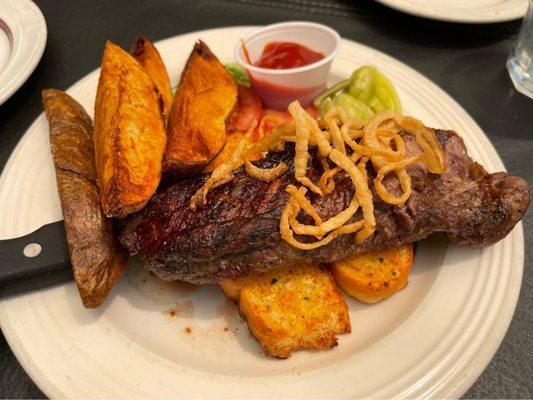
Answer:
[0,0,531,398]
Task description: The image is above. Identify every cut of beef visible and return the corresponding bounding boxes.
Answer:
[119,129,529,284]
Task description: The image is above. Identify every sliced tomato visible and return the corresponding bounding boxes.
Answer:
[227,85,320,141]
[260,106,318,135]
[261,109,292,133]
[227,85,262,133]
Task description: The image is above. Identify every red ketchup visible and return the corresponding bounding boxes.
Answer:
[249,42,326,110]
[254,42,325,69]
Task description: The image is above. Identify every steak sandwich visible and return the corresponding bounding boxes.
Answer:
[119,122,529,284]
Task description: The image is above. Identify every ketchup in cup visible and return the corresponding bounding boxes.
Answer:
[254,42,325,69]
[235,22,341,110]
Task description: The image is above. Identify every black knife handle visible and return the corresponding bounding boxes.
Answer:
[0,221,72,297]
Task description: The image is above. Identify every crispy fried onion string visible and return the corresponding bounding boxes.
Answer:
[189,121,257,210]
[374,156,422,205]
[286,185,359,237]
[280,196,365,250]
[244,160,288,181]
[285,185,323,226]
[189,101,446,250]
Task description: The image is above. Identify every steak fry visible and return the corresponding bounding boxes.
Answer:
[131,36,173,125]
[43,89,127,308]
[164,40,237,177]
[94,41,167,218]
[119,129,529,284]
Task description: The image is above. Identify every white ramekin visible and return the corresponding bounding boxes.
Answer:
[234,21,341,110]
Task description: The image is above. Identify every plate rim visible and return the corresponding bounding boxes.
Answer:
[0,25,525,398]
[0,0,47,106]
[373,0,528,23]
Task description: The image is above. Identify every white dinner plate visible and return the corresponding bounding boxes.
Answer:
[374,0,528,23]
[0,0,46,106]
[0,26,524,398]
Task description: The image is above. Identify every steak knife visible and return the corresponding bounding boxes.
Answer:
[0,221,73,297]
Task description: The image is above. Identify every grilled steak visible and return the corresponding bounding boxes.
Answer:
[119,130,529,284]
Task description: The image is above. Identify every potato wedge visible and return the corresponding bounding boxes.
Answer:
[94,41,167,217]
[331,244,414,304]
[131,36,173,124]
[220,264,351,358]
[43,89,127,308]
[164,40,237,176]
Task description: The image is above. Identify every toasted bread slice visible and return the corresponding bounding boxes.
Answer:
[220,264,351,358]
[164,40,237,177]
[331,244,414,304]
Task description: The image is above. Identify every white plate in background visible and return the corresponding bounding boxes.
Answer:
[374,0,528,23]
[0,27,524,398]
[0,0,46,106]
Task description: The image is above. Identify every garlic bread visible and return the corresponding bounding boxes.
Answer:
[221,264,351,358]
[331,244,414,304]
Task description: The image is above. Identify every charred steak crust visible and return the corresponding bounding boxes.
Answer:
[119,129,529,284]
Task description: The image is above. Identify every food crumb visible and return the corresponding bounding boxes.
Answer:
[184,327,192,334]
